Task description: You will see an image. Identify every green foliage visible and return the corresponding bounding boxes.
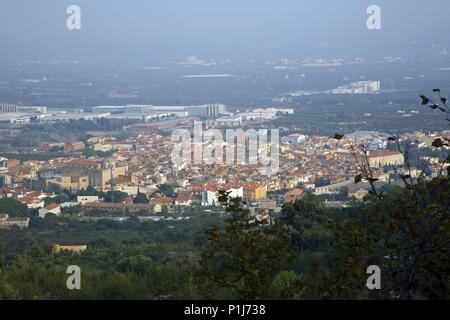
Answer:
[103,191,128,203]
[44,194,70,206]
[133,192,149,204]
[272,271,304,299]
[157,184,176,197]
[195,192,290,299]
[0,177,447,300]
[82,148,114,158]
[0,198,29,217]
[276,194,333,251]
[0,243,4,267]
[325,178,450,299]
[77,186,98,197]
[0,213,220,300]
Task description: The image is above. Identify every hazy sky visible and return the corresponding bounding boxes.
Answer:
[1,0,450,62]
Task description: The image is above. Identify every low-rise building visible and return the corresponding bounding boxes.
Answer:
[46,173,90,191]
[18,197,45,209]
[83,202,157,214]
[368,150,404,168]
[52,244,87,254]
[202,185,243,206]
[38,203,61,218]
[284,188,305,204]
[206,115,243,128]
[243,183,267,202]
[77,195,99,205]
[65,141,86,152]
[175,191,194,206]
[0,214,30,229]
[282,134,307,144]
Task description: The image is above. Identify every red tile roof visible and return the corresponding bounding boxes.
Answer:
[45,203,60,210]
[242,182,263,191]
[176,191,192,202]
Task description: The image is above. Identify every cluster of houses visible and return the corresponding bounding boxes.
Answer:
[174,182,268,207]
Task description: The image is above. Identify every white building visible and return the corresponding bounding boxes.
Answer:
[332,81,381,94]
[206,115,242,128]
[77,196,99,205]
[38,203,61,218]
[202,186,243,206]
[282,134,307,144]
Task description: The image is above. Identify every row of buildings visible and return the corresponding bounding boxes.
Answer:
[1,118,448,222]
[331,81,381,94]
[174,182,268,207]
[0,102,228,125]
[205,107,294,128]
[0,214,30,229]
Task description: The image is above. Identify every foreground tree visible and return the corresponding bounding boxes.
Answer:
[275,194,332,252]
[195,191,290,299]
[0,198,29,217]
[325,90,450,299]
[318,179,449,299]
